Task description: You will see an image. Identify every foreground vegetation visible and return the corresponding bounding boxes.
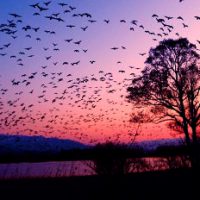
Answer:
[0,168,198,200]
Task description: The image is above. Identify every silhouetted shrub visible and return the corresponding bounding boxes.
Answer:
[164,155,191,169]
[88,142,149,175]
[153,145,190,169]
[128,158,150,173]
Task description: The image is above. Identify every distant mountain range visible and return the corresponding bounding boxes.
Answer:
[0,134,185,155]
[133,138,185,152]
[0,134,87,155]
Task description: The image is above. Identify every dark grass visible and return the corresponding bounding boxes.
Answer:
[0,169,198,200]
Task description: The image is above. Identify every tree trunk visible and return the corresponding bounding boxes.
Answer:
[182,119,190,147]
[182,119,198,169]
[192,125,197,145]
[191,124,199,170]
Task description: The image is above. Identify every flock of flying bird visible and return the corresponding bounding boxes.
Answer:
[0,0,198,143]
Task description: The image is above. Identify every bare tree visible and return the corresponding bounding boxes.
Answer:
[127,38,200,167]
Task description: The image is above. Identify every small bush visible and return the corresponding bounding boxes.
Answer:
[89,142,148,175]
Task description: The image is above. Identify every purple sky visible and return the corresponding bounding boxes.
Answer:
[0,0,200,143]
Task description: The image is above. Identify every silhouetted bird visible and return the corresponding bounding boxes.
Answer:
[10,13,22,18]
[177,16,184,20]
[195,16,200,20]
[44,1,51,6]
[104,19,110,24]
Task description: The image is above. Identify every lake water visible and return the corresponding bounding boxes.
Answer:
[0,157,189,179]
[0,161,95,180]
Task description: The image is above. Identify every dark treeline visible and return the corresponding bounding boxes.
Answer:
[0,141,194,163]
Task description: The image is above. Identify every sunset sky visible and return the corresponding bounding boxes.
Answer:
[0,0,200,144]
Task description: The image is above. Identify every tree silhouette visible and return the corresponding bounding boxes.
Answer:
[127,38,200,166]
